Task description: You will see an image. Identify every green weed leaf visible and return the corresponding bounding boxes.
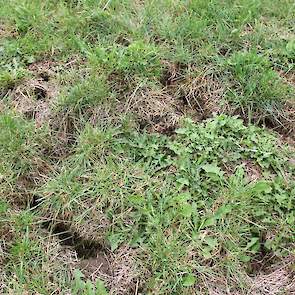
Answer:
[182,274,196,287]
[181,203,193,217]
[202,164,224,177]
[252,181,272,194]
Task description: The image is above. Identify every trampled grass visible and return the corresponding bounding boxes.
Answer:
[0,0,294,294]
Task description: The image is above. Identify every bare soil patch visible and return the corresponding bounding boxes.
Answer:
[247,255,295,295]
[79,245,143,295]
[198,256,295,295]
[78,254,112,279]
[45,221,143,295]
[10,78,58,127]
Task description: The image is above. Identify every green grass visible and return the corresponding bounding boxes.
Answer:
[0,0,294,294]
[223,50,293,124]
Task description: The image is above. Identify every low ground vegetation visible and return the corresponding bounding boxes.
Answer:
[0,0,294,294]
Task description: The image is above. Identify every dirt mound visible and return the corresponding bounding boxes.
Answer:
[11,78,57,127]
[123,87,192,133]
[199,256,295,295]
[77,245,143,295]
[247,256,295,295]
